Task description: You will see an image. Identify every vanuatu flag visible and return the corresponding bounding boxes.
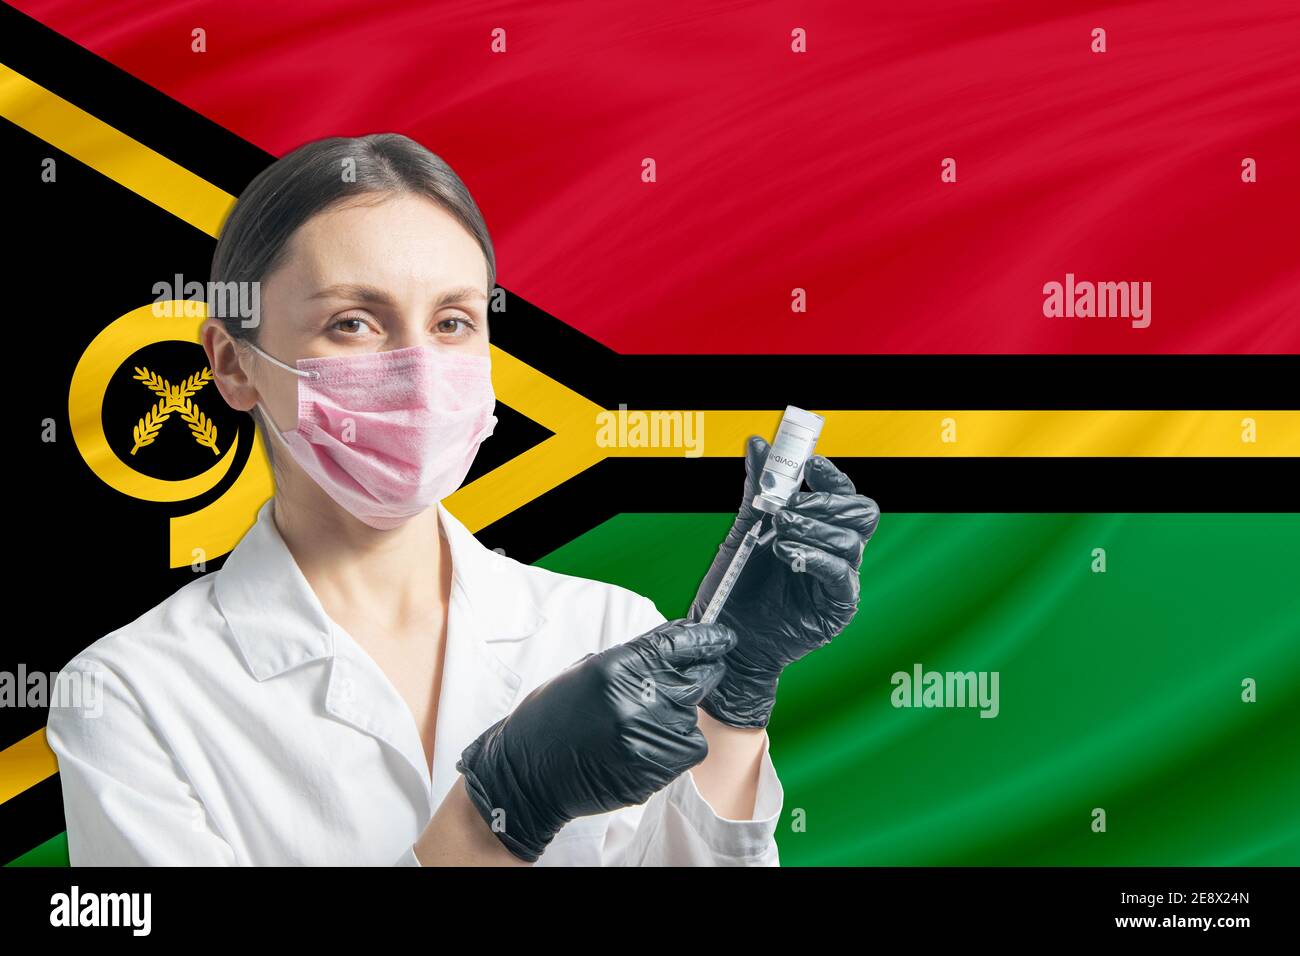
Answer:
[1,0,1297,870]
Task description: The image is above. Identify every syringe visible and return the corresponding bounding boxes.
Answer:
[695,405,825,626]
[697,516,777,624]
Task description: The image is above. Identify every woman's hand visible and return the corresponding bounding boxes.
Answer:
[690,435,880,728]
[455,619,736,862]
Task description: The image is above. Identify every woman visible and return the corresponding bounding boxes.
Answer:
[46,133,879,866]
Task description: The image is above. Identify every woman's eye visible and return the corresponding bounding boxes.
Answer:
[332,317,368,334]
[436,315,476,336]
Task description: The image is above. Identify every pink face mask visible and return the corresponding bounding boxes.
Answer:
[245,342,497,530]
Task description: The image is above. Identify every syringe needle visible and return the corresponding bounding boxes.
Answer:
[698,516,766,625]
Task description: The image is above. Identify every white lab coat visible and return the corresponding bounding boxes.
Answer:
[46,497,784,866]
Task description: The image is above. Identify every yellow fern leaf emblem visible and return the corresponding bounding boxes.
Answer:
[129,366,220,455]
[131,398,171,455]
[176,396,221,454]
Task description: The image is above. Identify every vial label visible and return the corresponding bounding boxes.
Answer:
[763,423,818,485]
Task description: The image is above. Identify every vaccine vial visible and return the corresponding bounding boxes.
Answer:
[752,406,825,515]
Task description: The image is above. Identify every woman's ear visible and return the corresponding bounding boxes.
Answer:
[202,319,259,412]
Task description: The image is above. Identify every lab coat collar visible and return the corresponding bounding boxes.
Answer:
[215,497,546,683]
[216,498,544,807]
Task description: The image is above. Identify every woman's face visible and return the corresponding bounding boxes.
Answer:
[246,191,490,432]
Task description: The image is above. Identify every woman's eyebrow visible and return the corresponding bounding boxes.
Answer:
[308,284,487,307]
[308,283,393,305]
[434,286,489,307]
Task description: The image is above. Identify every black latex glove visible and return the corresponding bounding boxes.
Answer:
[690,435,880,728]
[455,618,737,862]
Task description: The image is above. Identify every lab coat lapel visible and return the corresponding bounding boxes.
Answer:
[428,501,542,810]
[427,592,522,809]
[220,499,446,811]
[321,636,437,799]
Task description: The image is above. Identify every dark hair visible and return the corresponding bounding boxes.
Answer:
[208,132,495,466]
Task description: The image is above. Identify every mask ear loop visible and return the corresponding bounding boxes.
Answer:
[242,340,321,380]
[241,341,319,445]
